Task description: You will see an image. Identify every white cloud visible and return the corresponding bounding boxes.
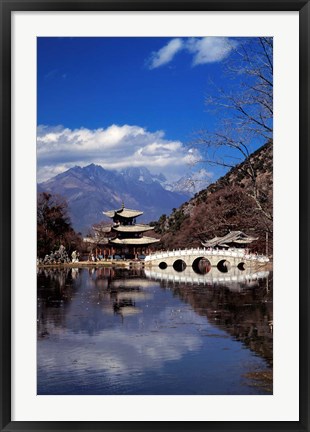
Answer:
[38,323,203,378]
[148,38,184,69]
[37,124,207,183]
[38,287,205,380]
[186,37,237,65]
[147,37,236,69]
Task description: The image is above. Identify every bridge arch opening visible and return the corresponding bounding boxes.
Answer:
[173,259,186,272]
[237,262,246,271]
[158,261,168,270]
[217,259,231,273]
[192,257,211,275]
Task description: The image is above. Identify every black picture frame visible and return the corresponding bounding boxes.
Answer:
[1,1,309,431]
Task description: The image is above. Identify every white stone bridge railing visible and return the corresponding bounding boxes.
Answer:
[145,248,269,264]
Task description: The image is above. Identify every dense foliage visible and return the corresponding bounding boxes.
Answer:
[37,192,82,258]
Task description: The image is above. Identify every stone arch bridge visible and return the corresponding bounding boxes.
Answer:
[145,248,269,273]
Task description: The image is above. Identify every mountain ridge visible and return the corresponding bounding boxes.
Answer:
[38,165,191,234]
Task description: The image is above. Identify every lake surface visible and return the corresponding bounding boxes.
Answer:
[37,266,273,395]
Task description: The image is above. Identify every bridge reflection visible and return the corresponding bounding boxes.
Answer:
[145,265,270,290]
[37,266,273,368]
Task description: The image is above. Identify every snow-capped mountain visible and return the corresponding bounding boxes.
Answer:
[38,165,192,234]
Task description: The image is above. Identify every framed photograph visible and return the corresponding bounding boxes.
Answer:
[1,0,309,430]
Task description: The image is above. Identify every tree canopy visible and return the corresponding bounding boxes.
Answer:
[37,192,81,258]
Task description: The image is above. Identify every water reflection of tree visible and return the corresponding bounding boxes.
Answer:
[162,276,273,366]
[37,268,273,367]
[37,268,81,338]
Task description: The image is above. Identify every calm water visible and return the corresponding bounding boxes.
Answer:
[37,266,273,395]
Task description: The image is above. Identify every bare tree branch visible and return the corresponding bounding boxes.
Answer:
[193,37,273,224]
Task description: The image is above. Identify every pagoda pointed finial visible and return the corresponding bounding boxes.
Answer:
[121,201,124,209]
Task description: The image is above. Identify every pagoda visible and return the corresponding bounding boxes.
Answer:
[103,204,160,259]
[202,231,258,250]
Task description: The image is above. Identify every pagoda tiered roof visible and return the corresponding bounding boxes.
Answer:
[110,237,160,246]
[102,204,160,250]
[113,224,154,233]
[103,207,143,219]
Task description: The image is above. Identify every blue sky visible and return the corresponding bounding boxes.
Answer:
[37,37,267,183]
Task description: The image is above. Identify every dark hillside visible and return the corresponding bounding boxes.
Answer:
[152,141,273,254]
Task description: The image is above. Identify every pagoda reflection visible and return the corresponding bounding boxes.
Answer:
[37,266,272,365]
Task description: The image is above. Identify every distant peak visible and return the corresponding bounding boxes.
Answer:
[83,163,106,172]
